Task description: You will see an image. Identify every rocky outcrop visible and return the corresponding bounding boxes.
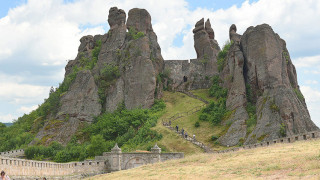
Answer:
[193,18,220,66]
[219,24,248,146]
[104,8,164,111]
[34,7,165,145]
[164,18,220,91]
[219,24,318,146]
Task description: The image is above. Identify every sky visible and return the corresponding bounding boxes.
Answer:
[0,0,320,126]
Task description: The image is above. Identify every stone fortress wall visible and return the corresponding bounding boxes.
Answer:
[164,59,214,91]
[217,130,320,153]
[0,155,105,179]
[0,144,183,179]
[0,149,24,158]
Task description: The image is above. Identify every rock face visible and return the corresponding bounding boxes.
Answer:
[219,24,248,146]
[34,7,164,145]
[219,24,318,146]
[193,18,220,71]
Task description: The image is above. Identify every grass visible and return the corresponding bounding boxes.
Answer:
[152,91,205,155]
[156,91,229,151]
[190,89,216,102]
[87,138,320,179]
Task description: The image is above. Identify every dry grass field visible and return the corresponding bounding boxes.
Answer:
[87,138,320,179]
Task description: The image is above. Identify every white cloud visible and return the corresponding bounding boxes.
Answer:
[300,86,320,126]
[0,73,50,105]
[0,82,50,104]
[0,0,105,65]
[293,55,320,68]
[305,80,318,85]
[301,86,320,103]
[0,114,18,123]
[17,105,38,114]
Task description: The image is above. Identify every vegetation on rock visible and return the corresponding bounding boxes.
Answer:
[217,40,232,72]
[127,27,145,40]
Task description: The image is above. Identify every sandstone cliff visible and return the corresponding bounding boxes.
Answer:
[219,24,318,146]
[33,7,164,145]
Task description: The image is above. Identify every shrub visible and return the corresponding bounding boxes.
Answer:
[194,121,200,128]
[280,123,286,137]
[200,75,229,125]
[128,27,145,40]
[211,135,219,141]
[209,76,228,99]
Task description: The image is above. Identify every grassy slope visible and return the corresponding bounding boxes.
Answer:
[160,90,229,151]
[151,91,204,155]
[88,138,320,179]
[190,89,216,102]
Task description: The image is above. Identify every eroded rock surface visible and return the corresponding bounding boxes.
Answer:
[34,7,164,145]
[219,24,318,146]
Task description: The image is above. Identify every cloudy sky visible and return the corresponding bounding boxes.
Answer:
[0,0,320,126]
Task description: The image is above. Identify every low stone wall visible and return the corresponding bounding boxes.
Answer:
[217,131,320,153]
[0,149,24,157]
[0,156,105,179]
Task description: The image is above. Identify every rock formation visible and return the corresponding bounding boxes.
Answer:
[219,24,318,146]
[34,7,164,145]
[32,7,317,146]
[193,18,220,73]
[164,18,220,91]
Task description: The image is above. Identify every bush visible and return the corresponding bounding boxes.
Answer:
[87,134,106,157]
[280,123,286,137]
[211,135,219,141]
[209,76,228,99]
[194,121,200,128]
[128,27,145,40]
[200,75,229,125]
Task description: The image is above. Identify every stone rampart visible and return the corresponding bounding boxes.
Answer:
[0,149,24,157]
[164,59,214,91]
[0,156,105,178]
[0,144,183,179]
[217,130,320,153]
